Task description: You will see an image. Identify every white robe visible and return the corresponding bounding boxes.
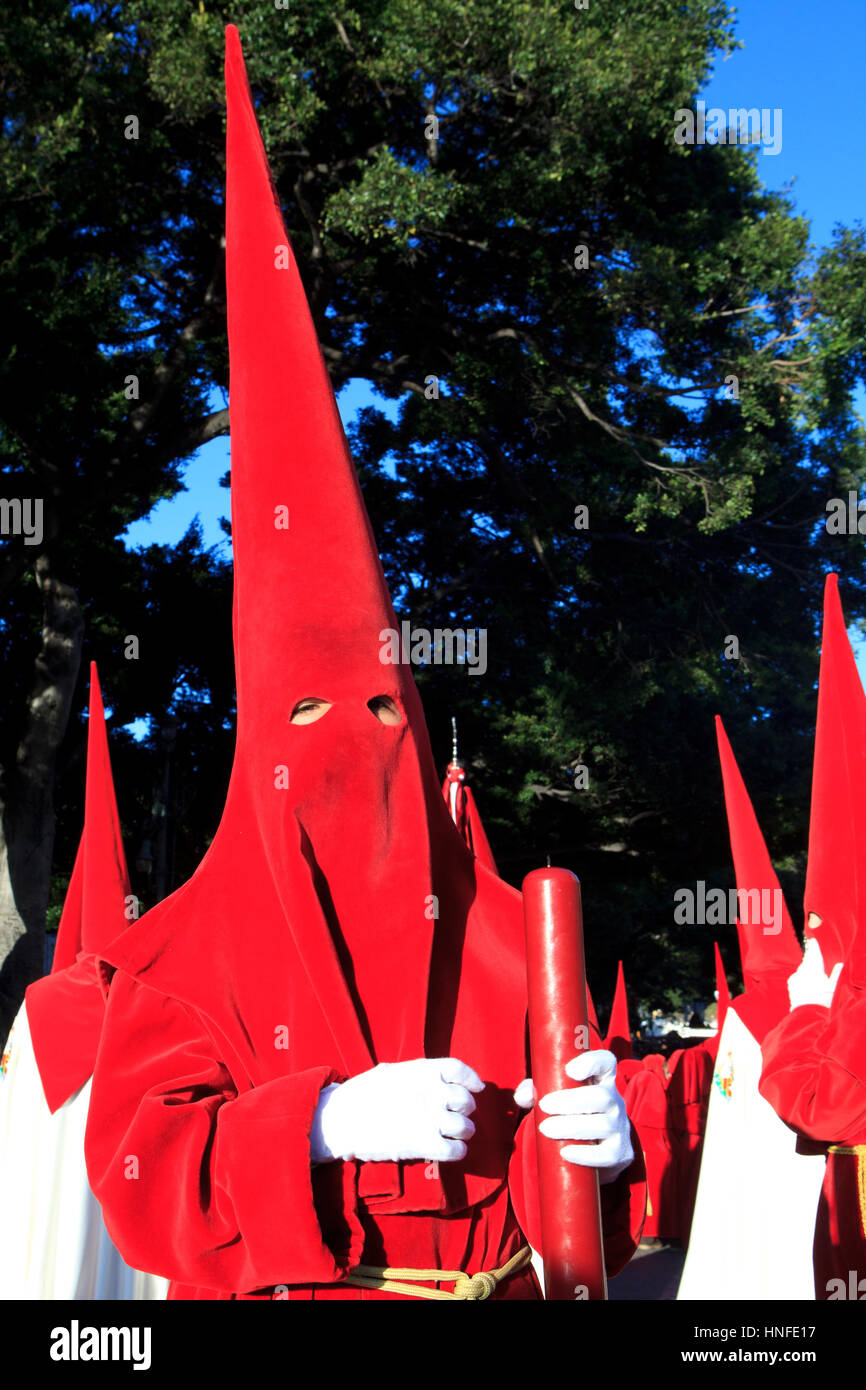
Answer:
[0,1002,168,1300]
[677,1006,824,1301]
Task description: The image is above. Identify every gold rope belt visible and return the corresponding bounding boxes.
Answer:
[341,1244,533,1301]
[826,1145,866,1239]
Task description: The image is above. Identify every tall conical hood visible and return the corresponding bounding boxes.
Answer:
[714,716,801,1040]
[702,940,731,1063]
[26,662,130,1110]
[804,573,866,986]
[95,26,530,1166]
[604,960,633,1061]
[713,941,730,1041]
[715,716,801,988]
[219,24,460,1063]
[51,663,130,971]
[225,25,410,727]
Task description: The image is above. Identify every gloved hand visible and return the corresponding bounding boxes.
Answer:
[310,1057,484,1164]
[514,1049,634,1185]
[787,937,842,1011]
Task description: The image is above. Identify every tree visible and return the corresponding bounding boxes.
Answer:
[0,1,233,1033]
[1,0,864,1037]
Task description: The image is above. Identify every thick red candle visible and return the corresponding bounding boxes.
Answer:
[522,867,607,1300]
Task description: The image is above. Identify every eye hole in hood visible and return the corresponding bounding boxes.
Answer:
[289,696,403,726]
[290,698,332,725]
[367,695,402,725]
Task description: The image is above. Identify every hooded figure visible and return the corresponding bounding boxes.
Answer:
[604,962,633,1064]
[761,572,866,1299]
[83,27,643,1301]
[679,714,826,1299]
[0,664,167,1299]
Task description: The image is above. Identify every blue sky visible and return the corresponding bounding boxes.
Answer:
[123,0,866,666]
[122,378,388,556]
[702,0,865,250]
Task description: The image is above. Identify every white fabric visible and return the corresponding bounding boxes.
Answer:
[677,1006,824,1301]
[514,1049,633,1183]
[310,1056,483,1164]
[0,1002,168,1300]
[788,938,842,1010]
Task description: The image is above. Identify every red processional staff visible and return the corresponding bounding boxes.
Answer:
[522,867,607,1300]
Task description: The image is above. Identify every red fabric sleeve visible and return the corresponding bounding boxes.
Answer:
[760,1000,866,1144]
[507,1112,646,1277]
[85,971,365,1293]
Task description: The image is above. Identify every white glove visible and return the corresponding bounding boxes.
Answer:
[310,1057,484,1164]
[787,937,843,1011]
[514,1049,633,1185]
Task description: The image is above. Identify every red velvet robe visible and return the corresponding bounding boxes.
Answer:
[86,958,644,1300]
[666,1044,714,1247]
[625,1067,673,1240]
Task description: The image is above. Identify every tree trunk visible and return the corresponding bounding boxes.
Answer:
[0,554,83,1044]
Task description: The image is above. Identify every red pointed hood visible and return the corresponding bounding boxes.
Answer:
[604,960,633,1061]
[217,20,449,1064]
[713,941,730,1040]
[804,574,866,992]
[442,761,498,873]
[26,663,130,1110]
[714,716,801,1040]
[703,941,731,1063]
[51,664,130,970]
[94,23,529,1204]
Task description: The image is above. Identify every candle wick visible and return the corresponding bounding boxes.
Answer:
[546,854,551,868]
